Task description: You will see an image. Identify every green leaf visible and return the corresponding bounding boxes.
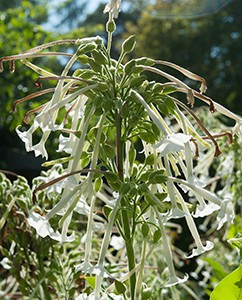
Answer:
[148,170,167,184]
[85,276,96,289]
[145,154,154,165]
[210,264,242,300]
[129,75,146,88]
[103,205,112,219]
[203,258,228,280]
[120,182,131,195]
[139,132,157,144]
[103,144,116,159]
[94,178,102,192]
[115,279,126,294]
[164,97,176,114]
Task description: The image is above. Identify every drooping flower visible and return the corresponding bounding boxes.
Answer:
[103,0,122,18]
[154,133,192,157]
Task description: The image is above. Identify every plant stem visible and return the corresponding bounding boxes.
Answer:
[116,109,123,178]
[120,197,136,299]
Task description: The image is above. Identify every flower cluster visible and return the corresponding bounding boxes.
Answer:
[0,0,241,298]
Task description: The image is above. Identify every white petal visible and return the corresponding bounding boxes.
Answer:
[193,203,220,218]
[32,141,48,159]
[165,273,189,287]
[28,211,55,238]
[0,257,11,270]
[185,241,214,258]
[154,133,191,157]
[110,235,125,251]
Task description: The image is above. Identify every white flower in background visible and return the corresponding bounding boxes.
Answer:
[154,133,191,157]
[0,257,11,270]
[103,0,121,18]
[110,235,125,250]
[75,293,123,300]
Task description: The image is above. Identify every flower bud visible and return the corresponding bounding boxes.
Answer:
[106,20,116,33]
[122,35,136,54]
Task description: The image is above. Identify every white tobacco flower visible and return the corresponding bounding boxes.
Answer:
[28,211,75,242]
[193,202,220,218]
[185,241,214,259]
[75,293,94,300]
[154,133,191,157]
[16,120,39,152]
[103,0,121,18]
[216,199,234,230]
[57,134,77,154]
[32,140,48,159]
[165,273,189,287]
[28,211,60,239]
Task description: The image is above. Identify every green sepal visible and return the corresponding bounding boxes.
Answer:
[88,58,102,72]
[77,54,89,64]
[153,229,162,243]
[77,43,96,55]
[103,205,112,219]
[142,223,149,238]
[124,60,136,75]
[92,50,107,65]
[106,20,116,33]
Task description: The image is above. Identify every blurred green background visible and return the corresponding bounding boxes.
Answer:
[0,0,241,179]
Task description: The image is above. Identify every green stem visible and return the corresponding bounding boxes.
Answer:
[116,109,123,178]
[120,197,136,299]
[125,238,136,300]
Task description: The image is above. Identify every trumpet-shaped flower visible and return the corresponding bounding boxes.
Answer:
[28,211,59,239]
[185,241,214,259]
[28,211,75,242]
[154,133,191,156]
[165,273,189,287]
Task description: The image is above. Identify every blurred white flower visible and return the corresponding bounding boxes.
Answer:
[103,0,121,18]
[110,235,125,250]
[0,257,11,270]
